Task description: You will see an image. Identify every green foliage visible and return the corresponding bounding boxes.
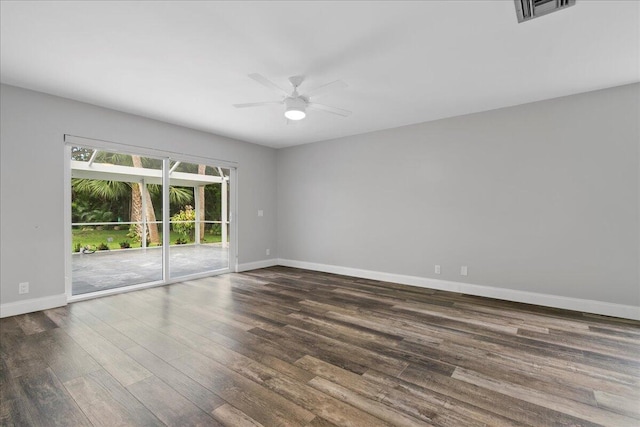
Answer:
[74,243,82,253]
[171,205,195,241]
[126,224,138,240]
[208,223,222,236]
[170,186,195,206]
[72,228,219,252]
[97,242,110,251]
[72,178,130,200]
[119,240,131,249]
[71,181,129,224]
[148,184,193,207]
[81,208,114,223]
[126,224,150,246]
[175,237,188,245]
[205,183,223,222]
[71,148,228,250]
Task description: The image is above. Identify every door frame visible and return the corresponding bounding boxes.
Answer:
[63,134,239,302]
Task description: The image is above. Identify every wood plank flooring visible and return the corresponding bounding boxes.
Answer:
[1,266,639,426]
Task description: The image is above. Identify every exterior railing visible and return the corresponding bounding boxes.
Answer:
[71,220,228,252]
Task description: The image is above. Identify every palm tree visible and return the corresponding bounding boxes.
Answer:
[72,178,130,200]
[131,155,160,243]
[71,179,130,226]
[72,150,193,245]
[73,177,193,243]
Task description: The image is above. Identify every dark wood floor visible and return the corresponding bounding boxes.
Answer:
[1,267,639,426]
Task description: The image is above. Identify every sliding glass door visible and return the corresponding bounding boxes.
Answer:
[68,142,232,297]
[167,160,229,280]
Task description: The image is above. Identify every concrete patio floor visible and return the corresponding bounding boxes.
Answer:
[72,244,229,295]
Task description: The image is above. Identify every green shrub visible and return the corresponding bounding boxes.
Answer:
[175,237,188,245]
[127,224,150,246]
[97,242,110,251]
[127,223,138,240]
[74,243,82,253]
[171,205,195,241]
[209,223,221,236]
[119,240,131,249]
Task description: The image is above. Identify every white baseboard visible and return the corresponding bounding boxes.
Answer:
[277,259,640,321]
[0,294,67,318]
[4,262,635,320]
[238,258,279,272]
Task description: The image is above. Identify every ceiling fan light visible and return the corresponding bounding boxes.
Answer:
[284,97,306,120]
[285,109,306,120]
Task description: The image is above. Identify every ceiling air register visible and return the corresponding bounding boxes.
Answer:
[515,0,576,23]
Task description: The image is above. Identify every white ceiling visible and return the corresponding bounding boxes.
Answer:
[1,1,638,148]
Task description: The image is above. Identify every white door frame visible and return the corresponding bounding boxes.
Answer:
[63,135,239,302]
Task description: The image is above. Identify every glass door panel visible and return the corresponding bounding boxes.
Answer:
[168,161,229,279]
[70,146,164,295]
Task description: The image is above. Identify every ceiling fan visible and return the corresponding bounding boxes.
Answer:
[233,73,351,122]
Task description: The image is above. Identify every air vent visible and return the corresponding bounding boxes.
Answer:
[515,0,576,23]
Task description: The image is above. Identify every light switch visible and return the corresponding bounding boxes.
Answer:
[258,210,264,217]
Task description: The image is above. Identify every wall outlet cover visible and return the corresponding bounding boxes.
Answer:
[18,282,29,294]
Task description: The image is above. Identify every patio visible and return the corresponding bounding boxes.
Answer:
[72,244,229,295]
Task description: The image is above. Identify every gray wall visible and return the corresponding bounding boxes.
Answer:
[278,83,640,306]
[1,84,278,306]
[2,83,638,310]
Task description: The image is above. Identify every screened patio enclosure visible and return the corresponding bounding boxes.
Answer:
[70,146,231,296]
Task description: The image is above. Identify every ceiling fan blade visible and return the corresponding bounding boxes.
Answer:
[302,80,348,98]
[248,73,289,96]
[307,102,352,117]
[233,101,283,108]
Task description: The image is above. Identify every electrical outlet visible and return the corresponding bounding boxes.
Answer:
[19,282,29,294]
[258,210,264,217]
[266,248,270,256]
[435,265,441,274]
[460,266,468,276]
